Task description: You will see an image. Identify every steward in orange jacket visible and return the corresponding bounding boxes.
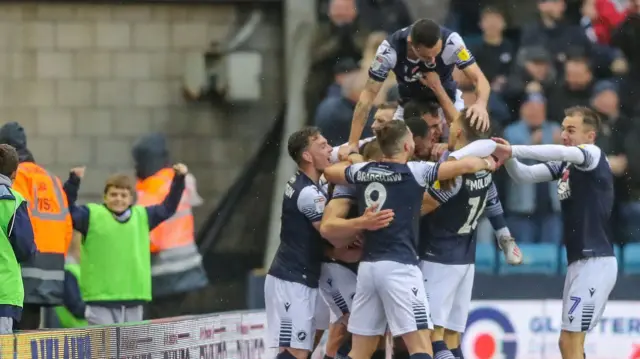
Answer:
[0,122,72,330]
[132,134,208,319]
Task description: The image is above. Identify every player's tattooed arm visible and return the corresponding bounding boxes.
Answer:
[348,78,384,150]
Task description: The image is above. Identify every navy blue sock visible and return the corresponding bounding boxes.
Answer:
[431,341,455,359]
[371,349,386,359]
[337,338,352,357]
[409,354,433,359]
[450,347,463,359]
[276,350,297,359]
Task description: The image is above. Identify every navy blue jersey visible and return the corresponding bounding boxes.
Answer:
[546,145,615,264]
[420,170,493,264]
[268,171,328,288]
[368,25,476,105]
[346,161,440,265]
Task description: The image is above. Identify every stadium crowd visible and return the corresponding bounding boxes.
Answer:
[306,0,640,246]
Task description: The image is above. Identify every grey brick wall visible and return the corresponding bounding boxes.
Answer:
[0,3,283,224]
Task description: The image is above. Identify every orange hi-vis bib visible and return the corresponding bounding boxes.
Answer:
[13,162,72,305]
[136,168,202,278]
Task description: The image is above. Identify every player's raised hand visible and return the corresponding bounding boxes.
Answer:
[466,103,490,132]
[491,137,513,162]
[482,156,498,172]
[338,144,357,162]
[70,166,86,179]
[173,163,189,175]
[430,143,449,161]
[420,71,442,90]
[360,205,394,231]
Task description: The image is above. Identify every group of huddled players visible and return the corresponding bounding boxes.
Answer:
[265,19,618,359]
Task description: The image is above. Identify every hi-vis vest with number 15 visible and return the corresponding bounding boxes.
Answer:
[13,162,72,305]
[136,168,207,297]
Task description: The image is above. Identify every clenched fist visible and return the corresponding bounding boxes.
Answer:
[70,166,86,179]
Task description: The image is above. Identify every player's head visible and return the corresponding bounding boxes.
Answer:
[405,117,431,160]
[287,126,332,171]
[409,19,442,64]
[404,100,443,141]
[103,174,134,213]
[371,102,398,135]
[449,108,491,149]
[361,139,383,161]
[376,120,414,161]
[561,106,600,146]
[0,144,19,180]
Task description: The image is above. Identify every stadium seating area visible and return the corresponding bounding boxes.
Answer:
[476,242,640,275]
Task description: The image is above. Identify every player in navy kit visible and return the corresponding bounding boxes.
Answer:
[345,18,491,157]
[492,106,617,359]
[264,127,335,359]
[323,120,496,359]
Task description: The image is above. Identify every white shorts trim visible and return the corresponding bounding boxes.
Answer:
[319,262,358,321]
[561,256,618,332]
[348,261,433,337]
[264,275,317,350]
[421,261,474,333]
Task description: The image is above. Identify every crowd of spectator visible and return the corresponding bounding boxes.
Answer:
[305,0,640,245]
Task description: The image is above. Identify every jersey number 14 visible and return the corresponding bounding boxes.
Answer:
[458,196,487,234]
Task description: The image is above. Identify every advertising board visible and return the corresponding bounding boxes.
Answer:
[462,300,640,359]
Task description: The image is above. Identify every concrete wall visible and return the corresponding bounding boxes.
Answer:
[0,3,283,221]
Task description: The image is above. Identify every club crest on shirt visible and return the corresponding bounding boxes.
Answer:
[558,166,572,200]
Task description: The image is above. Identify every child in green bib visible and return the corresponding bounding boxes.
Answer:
[0,144,36,333]
[63,164,187,325]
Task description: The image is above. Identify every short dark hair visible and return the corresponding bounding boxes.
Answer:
[287,126,321,164]
[458,108,491,142]
[405,117,430,138]
[404,100,440,118]
[564,106,600,131]
[360,139,383,161]
[410,19,441,48]
[0,144,18,178]
[376,120,409,157]
[104,174,134,195]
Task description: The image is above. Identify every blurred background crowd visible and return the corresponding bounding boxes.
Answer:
[306,0,640,247]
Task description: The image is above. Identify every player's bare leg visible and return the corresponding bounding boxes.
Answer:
[430,326,455,359]
[325,320,348,358]
[400,328,433,358]
[559,330,586,359]
[348,334,380,359]
[443,330,463,359]
[314,330,325,350]
[393,336,410,359]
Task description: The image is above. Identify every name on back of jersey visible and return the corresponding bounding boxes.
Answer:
[465,173,492,191]
[356,169,402,183]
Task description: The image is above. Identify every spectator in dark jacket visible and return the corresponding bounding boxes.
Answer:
[547,55,595,121]
[314,72,373,146]
[305,0,371,119]
[469,6,515,93]
[504,46,558,112]
[620,106,640,242]
[611,7,640,115]
[325,58,361,99]
[520,0,607,75]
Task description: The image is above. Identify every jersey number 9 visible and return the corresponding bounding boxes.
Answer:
[364,182,387,213]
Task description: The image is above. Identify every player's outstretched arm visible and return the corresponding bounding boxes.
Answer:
[436,156,495,180]
[503,159,556,184]
[323,162,350,185]
[510,144,600,171]
[448,139,497,160]
[348,78,383,150]
[320,199,393,248]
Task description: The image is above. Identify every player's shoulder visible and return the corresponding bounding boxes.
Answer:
[440,28,473,65]
[574,144,603,171]
[332,184,357,200]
